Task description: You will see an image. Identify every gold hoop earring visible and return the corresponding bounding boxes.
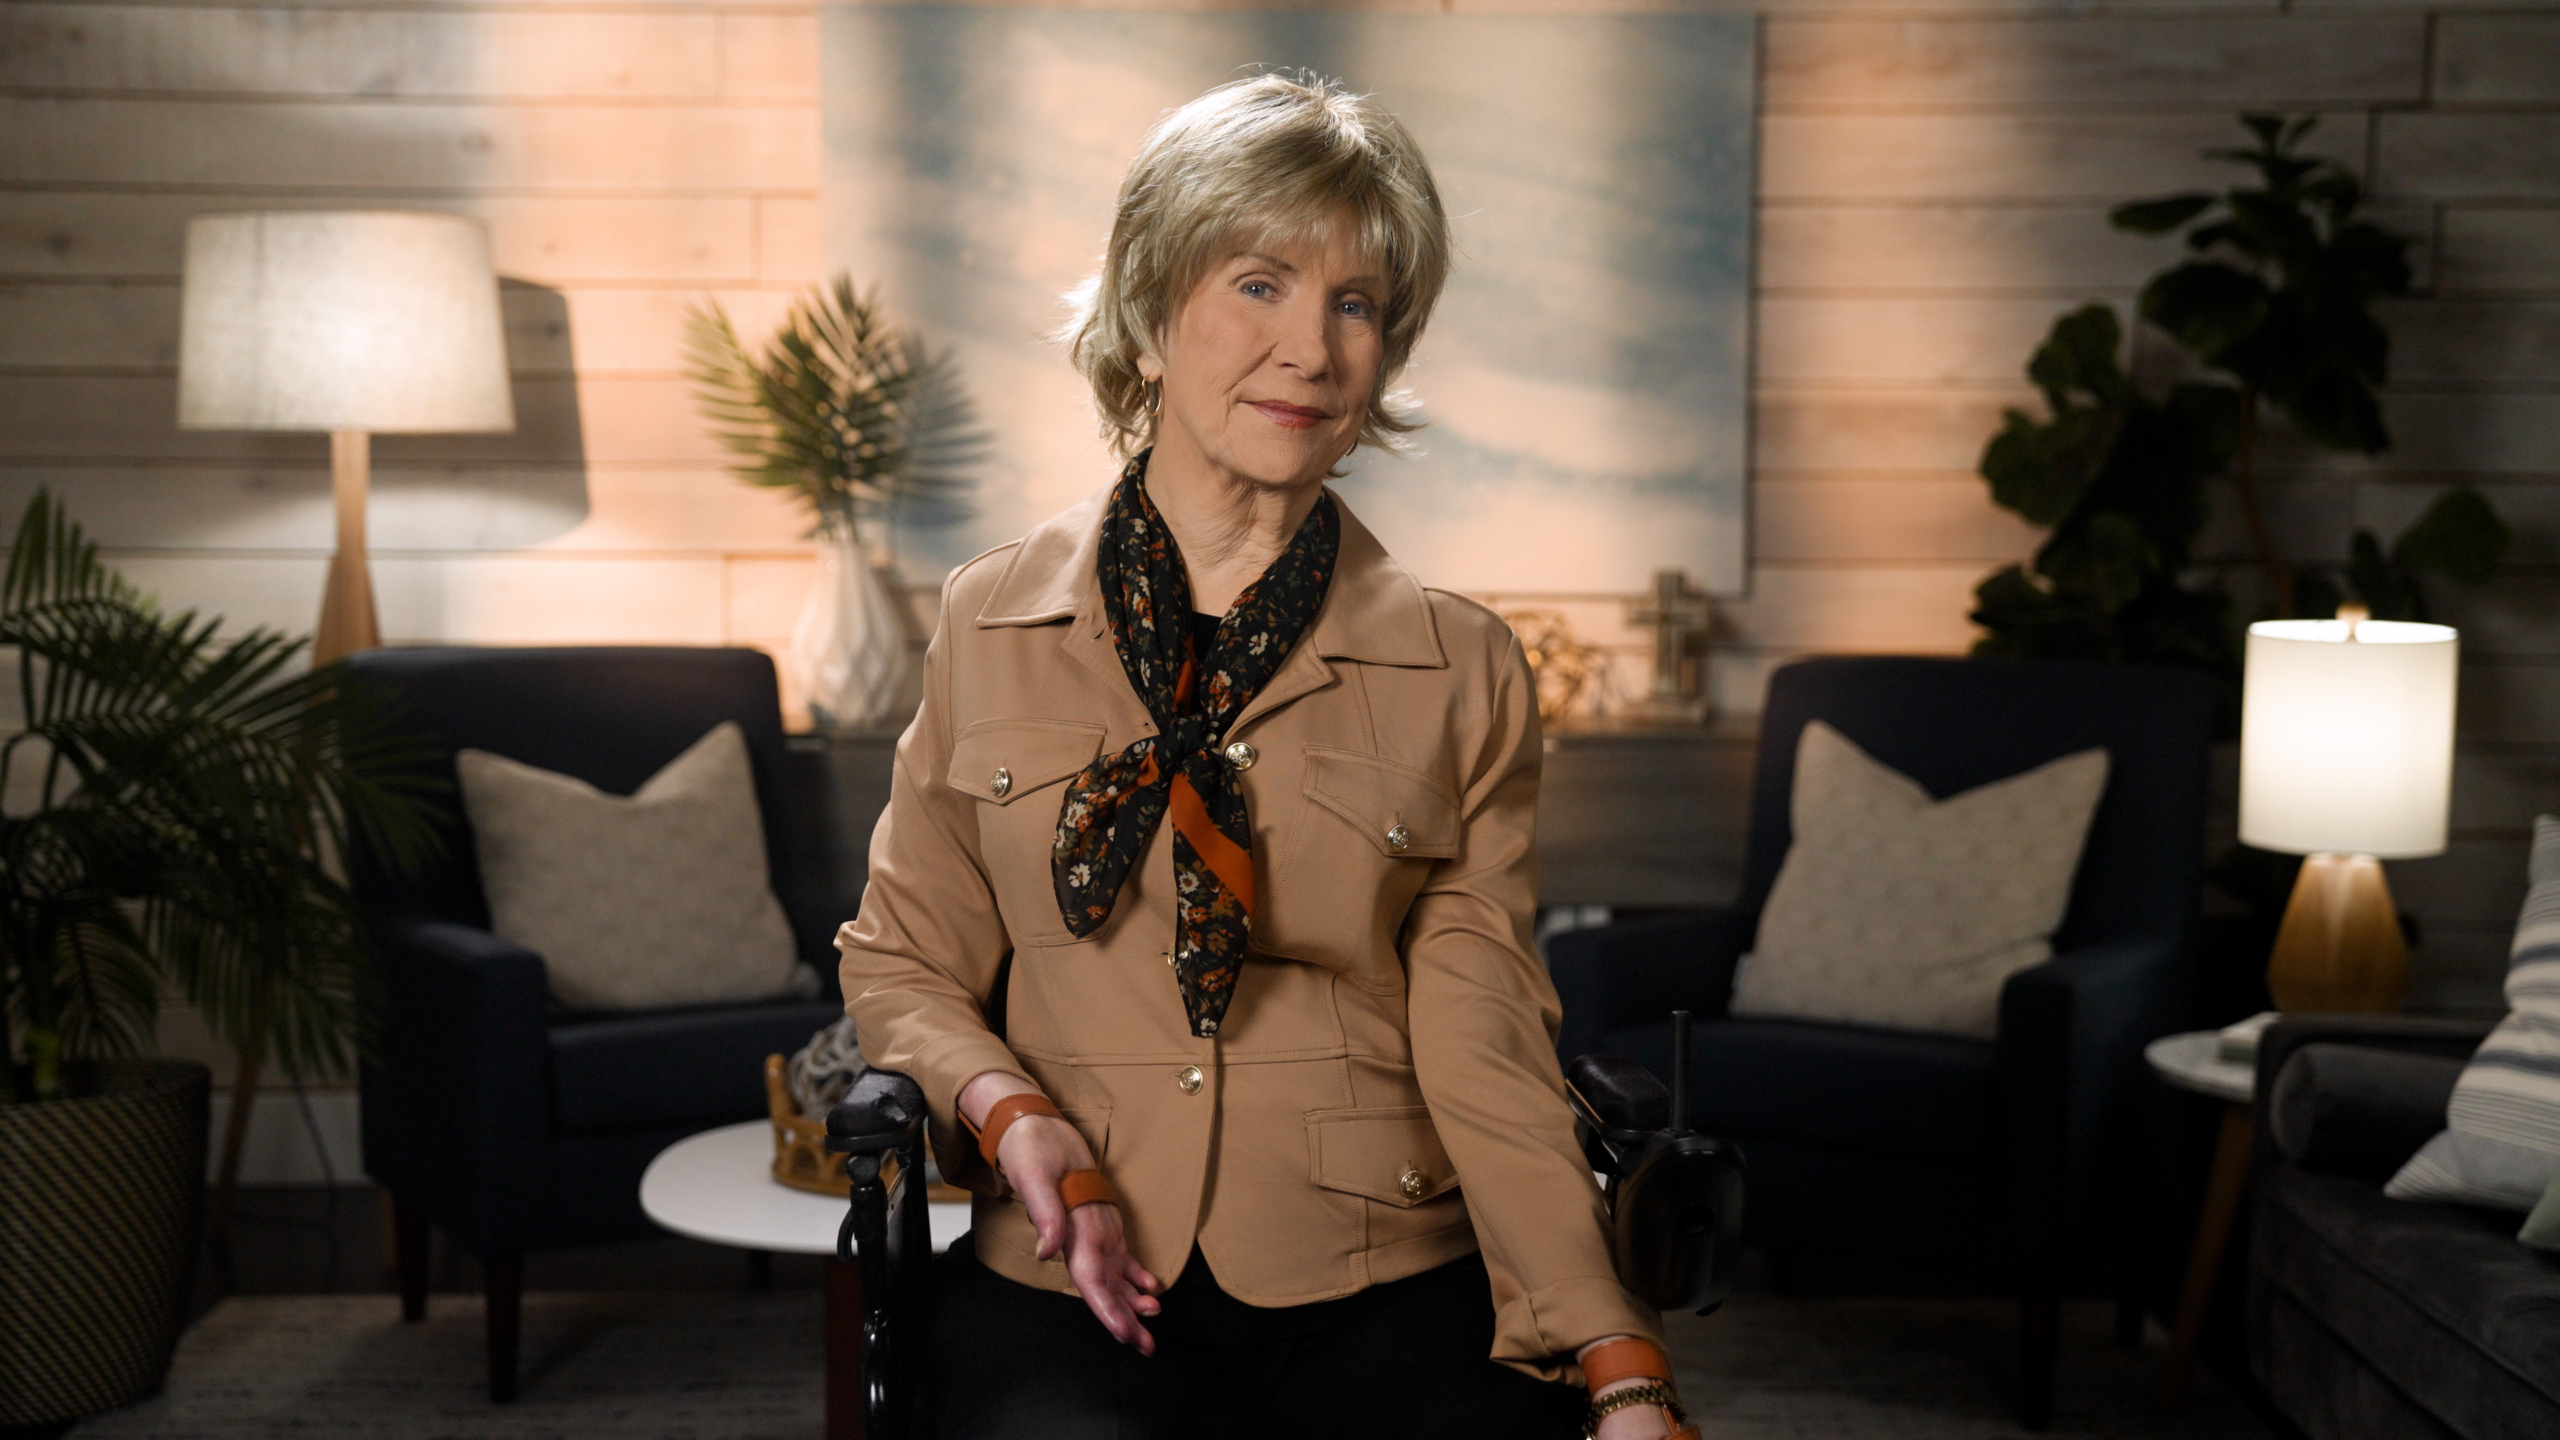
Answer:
[1143,379,1162,418]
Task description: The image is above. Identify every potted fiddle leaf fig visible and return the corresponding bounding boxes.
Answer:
[1972,114,2511,672]
[0,493,437,1427]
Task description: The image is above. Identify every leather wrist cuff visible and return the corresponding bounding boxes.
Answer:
[1057,1168,1118,1211]
[1580,1337,1671,1394]
[963,1092,1062,1168]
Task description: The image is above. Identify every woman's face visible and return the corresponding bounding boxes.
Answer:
[1143,222,1385,494]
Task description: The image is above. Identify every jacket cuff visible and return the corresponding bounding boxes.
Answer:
[1495,1274,1667,1385]
[905,1030,1038,1191]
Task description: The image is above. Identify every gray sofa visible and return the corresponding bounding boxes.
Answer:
[2249,1015,2560,1439]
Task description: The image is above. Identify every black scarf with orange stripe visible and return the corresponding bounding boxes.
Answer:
[1050,452,1340,1038]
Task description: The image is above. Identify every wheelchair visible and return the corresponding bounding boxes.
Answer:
[826,1012,1742,1439]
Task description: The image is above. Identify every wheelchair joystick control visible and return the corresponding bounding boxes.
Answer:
[1563,1009,1745,1318]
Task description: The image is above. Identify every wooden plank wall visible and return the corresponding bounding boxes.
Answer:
[2,0,2554,1027]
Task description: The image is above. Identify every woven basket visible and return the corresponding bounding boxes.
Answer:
[0,1061,210,1427]
[764,1053,851,1197]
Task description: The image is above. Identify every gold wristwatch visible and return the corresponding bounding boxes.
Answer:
[1583,1379,1689,1437]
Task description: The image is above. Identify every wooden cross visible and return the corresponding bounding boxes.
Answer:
[1625,568,1713,717]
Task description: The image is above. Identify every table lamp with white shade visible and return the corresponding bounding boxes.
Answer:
[2239,609,2460,1012]
[177,211,514,663]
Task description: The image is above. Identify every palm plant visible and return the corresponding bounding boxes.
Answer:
[684,275,985,544]
[1,493,440,1104]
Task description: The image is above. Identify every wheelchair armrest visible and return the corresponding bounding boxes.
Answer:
[1565,1053,1672,1138]
[827,1068,927,1156]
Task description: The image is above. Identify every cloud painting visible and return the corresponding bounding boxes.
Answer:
[823,6,1755,594]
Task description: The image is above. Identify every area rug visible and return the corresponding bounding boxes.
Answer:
[72,1291,2267,1438]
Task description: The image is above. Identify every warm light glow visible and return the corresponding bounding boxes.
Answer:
[2239,618,2458,859]
[177,211,514,434]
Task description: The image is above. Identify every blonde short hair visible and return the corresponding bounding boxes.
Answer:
[1062,72,1452,459]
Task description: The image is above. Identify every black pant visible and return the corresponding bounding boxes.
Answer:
[921,1234,1587,1440]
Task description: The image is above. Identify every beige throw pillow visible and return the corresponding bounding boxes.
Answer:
[458,722,813,1011]
[1728,721,2110,1040]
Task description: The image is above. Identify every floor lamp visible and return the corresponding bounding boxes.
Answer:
[2240,610,2460,1012]
[177,211,515,663]
[174,211,513,1233]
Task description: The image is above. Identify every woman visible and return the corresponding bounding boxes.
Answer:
[838,74,1691,1440]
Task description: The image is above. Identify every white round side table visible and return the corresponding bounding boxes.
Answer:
[2144,1029,2261,1406]
[641,1120,971,1438]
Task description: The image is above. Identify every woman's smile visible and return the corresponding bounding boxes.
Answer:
[1247,399,1331,431]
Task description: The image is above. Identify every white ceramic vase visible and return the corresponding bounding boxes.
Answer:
[792,526,913,731]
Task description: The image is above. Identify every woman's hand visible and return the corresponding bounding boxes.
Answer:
[958,1071,1163,1354]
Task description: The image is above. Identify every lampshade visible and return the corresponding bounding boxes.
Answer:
[177,211,514,434]
[2239,618,2459,859]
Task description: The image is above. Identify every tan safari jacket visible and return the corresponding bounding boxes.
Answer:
[835,486,1662,1379]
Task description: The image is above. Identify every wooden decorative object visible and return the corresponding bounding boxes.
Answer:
[765,1053,851,1197]
[762,1054,972,1204]
[1500,609,1607,724]
[2266,852,2409,1013]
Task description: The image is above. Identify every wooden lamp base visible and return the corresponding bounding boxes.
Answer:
[313,428,382,665]
[2266,852,2408,1013]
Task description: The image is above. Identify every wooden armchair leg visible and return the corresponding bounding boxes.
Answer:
[2017,1285,2059,1432]
[390,1194,430,1322]
[485,1254,524,1403]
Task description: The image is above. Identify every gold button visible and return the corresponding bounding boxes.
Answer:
[1385,822,1412,855]
[1175,1065,1204,1096]
[1224,740,1257,771]
[990,766,1011,799]
[1400,1166,1426,1199]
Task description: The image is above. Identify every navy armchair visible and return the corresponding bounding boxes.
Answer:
[347,647,857,1401]
[1549,656,2214,1430]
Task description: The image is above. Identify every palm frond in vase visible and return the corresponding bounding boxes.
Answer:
[683,275,986,543]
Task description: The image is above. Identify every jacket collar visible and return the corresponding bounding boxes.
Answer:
[974,482,1447,671]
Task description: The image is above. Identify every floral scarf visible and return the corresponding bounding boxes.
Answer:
[1051,452,1340,1038]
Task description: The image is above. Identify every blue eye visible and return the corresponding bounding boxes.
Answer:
[1337,297,1375,320]
[1241,281,1274,299]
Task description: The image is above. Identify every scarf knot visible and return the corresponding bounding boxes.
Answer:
[1050,452,1339,1038]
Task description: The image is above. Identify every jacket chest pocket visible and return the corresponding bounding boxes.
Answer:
[947,718,1106,948]
[1263,747,1461,978]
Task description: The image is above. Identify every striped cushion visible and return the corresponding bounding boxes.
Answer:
[2386,814,2560,1212]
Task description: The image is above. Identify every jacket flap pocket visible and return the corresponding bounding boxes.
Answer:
[1302,748,1461,859]
[1306,1105,1460,1208]
[948,719,1106,805]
